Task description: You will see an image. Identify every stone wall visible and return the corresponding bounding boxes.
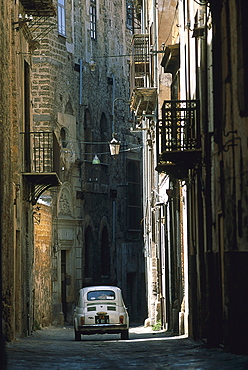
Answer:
[0,0,35,341]
[33,202,53,328]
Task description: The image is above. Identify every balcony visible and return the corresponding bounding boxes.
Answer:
[20,0,56,16]
[17,1,56,51]
[22,131,61,204]
[156,100,202,179]
[130,34,157,116]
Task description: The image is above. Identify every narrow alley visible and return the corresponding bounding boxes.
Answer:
[2,0,248,366]
[6,325,248,369]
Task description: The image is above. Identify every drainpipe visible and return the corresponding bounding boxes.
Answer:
[0,192,6,367]
[111,75,117,281]
[157,204,165,330]
[153,0,158,89]
[79,59,83,106]
[142,0,146,34]
[112,74,115,133]
[186,0,191,99]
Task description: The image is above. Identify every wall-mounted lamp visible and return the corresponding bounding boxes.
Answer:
[89,59,96,71]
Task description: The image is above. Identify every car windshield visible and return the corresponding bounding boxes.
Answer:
[87,290,115,301]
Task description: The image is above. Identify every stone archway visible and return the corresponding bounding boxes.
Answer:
[100,226,110,279]
[84,225,94,280]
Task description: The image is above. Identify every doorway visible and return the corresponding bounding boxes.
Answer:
[61,250,67,321]
[100,226,110,278]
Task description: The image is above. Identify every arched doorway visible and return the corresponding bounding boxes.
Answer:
[100,226,110,279]
[84,226,94,280]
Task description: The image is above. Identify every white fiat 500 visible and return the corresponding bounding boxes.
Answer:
[73,286,129,340]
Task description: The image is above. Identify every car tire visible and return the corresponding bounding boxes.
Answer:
[121,329,129,340]
[75,330,81,341]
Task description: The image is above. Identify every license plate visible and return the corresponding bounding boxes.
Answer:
[96,315,109,324]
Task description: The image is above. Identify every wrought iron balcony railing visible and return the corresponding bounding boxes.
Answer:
[129,35,157,116]
[130,34,150,91]
[22,131,61,204]
[23,131,60,173]
[156,100,202,178]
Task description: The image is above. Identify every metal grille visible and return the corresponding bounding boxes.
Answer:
[32,132,53,172]
[160,100,200,152]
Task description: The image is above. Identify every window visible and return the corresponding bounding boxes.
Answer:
[87,290,115,301]
[58,0,66,36]
[90,0,96,39]
[60,128,67,148]
[127,161,141,231]
[126,0,133,29]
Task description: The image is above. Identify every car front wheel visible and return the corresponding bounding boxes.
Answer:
[121,329,129,340]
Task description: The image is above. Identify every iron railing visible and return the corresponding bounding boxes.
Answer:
[158,100,200,153]
[22,131,60,175]
[130,34,150,90]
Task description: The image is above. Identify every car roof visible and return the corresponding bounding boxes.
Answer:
[79,285,121,293]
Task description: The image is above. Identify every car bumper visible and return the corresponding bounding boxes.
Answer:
[77,324,128,335]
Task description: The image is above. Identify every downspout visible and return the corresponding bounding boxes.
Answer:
[142,0,146,34]
[204,5,212,253]
[79,59,83,106]
[186,0,191,99]
[153,0,164,328]
[112,74,115,134]
[112,75,116,247]
[153,0,158,89]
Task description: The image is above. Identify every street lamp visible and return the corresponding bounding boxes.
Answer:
[109,135,121,156]
[92,154,101,164]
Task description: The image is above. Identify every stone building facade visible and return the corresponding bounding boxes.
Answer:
[31,0,147,325]
[34,0,146,325]
[0,0,54,343]
[135,0,248,355]
[0,0,147,349]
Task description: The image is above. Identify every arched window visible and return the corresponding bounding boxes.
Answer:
[60,128,67,148]
[84,226,93,278]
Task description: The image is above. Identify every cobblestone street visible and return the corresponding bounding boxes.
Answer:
[6,325,248,369]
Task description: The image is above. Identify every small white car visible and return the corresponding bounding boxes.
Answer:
[73,285,129,340]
